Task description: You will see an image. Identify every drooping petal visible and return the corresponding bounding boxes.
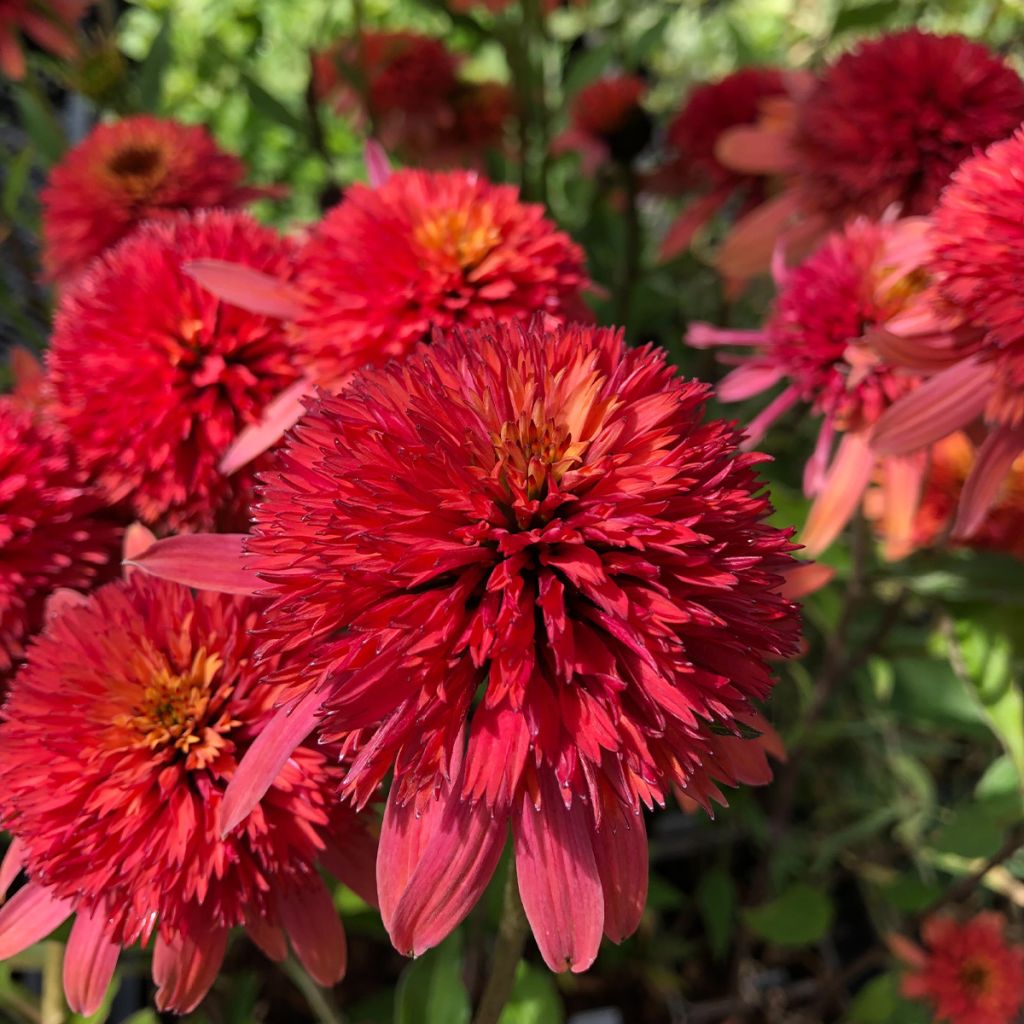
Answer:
[244,916,288,962]
[64,905,121,1016]
[717,363,785,402]
[278,879,347,986]
[320,826,380,908]
[125,533,258,595]
[0,839,24,902]
[513,774,604,973]
[803,419,835,498]
[953,425,1024,539]
[878,452,927,560]
[0,27,26,81]
[686,323,767,350]
[591,811,648,944]
[219,687,325,836]
[716,190,803,281]
[714,124,796,175]
[152,927,229,1014]
[219,379,315,475]
[801,431,876,556]
[365,140,393,188]
[183,259,305,320]
[658,188,730,262]
[122,523,158,564]
[780,561,834,599]
[0,883,74,959]
[871,357,993,455]
[740,385,802,449]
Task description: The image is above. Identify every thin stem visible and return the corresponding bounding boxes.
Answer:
[40,943,63,1024]
[281,956,346,1024]
[615,162,641,326]
[472,866,530,1024]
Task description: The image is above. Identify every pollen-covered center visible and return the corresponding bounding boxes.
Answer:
[493,414,585,500]
[958,957,995,998]
[106,143,167,196]
[413,205,502,271]
[114,648,239,770]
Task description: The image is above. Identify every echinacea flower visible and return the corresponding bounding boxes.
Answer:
[716,31,1024,281]
[41,115,277,282]
[48,209,301,533]
[872,129,1024,538]
[689,216,931,556]
[0,397,119,678]
[133,319,800,972]
[0,571,377,1015]
[891,913,1024,1024]
[0,0,87,80]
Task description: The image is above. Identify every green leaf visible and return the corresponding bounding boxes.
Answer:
[240,71,304,132]
[2,145,35,225]
[832,0,902,35]
[696,866,736,962]
[898,551,1024,606]
[744,884,833,948]
[845,971,930,1024]
[13,86,66,166]
[498,963,563,1024]
[136,15,172,111]
[931,804,1006,860]
[394,933,471,1024]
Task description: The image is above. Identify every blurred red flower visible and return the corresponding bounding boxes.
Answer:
[48,209,301,532]
[0,573,377,1015]
[41,115,276,282]
[0,0,87,80]
[553,74,650,171]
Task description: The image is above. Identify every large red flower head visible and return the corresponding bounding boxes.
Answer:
[0,398,119,676]
[895,913,1024,1024]
[49,209,301,533]
[291,169,589,386]
[0,573,376,1015]
[0,0,87,80]
[170,319,799,974]
[793,30,1024,222]
[41,115,274,282]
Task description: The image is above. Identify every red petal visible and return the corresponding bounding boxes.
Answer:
[0,839,24,902]
[591,811,647,944]
[244,916,288,962]
[219,379,314,475]
[0,883,73,958]
[953,425,1024,539]
[320,825,380,908]
[10,347,43,403]
[878,453,926,560]
[183,259,304,320]
[44,587,88,624]
[801,431,875,556]
[126,533,258,595]
[365,140,393,188]
[63,905,120,1016]
[686,324,766,349]
[779,561,834,600]
[658,189,730,262]
[279,879,347,986]
[513,774,604,973]
[716,190,803,281]
[740,384,801,450]
[152,928,228,1014]
[714,124,796,175]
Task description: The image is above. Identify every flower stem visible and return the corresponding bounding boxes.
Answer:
[281,956,346,1024]
[473,866,530,1024]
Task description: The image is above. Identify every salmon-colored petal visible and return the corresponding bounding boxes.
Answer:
[686,323,766,350]
[183,259,305,320]
[867,327,965,370]
[780,561,834,600]
[244,915,287,962]
[717,363,785,402]
[21,12,77,59]
[365,140,392,188]
[0,883,73,958]
[122,523,157,564]
[513,774,603,973]
[878,452,927,561]
[219,379,315,475]
[716,190,803,281]
[801,431,876,556]
[0,27,26,80]
[740,384,801,450]
[739,710,787,763]
[803,419,835,498]
[0,840,23,903]
[658,188,730,262]
[591,810,647,944]
[953,425,1024,539]
[279,879,347,986]
[715,124,796,175]
[886,931,927,969]
[152,927,228,1013]
[125,533,258,595]
[64,905,120,1016]
[321,825,380,908]
[44,587,88,624]
[9,347,43,404]
[871,358,992,455]
[219,687,325,836]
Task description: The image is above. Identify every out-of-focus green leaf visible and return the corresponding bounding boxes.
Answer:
[2,146,35,225]
[833,0,903,35]
[898,552,1024,606]
[696,866,735,961]
[395,932,471,1024]
[846,971,930,1024]
[498,963,563,1024]
[744,884,833,947]
[137,15,172,110]
[13,86,66,165]
[240,70,305,132]
[930,803,1006,860]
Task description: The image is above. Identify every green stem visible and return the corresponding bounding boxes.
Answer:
[281,956,346,1024]
[615,163,641,326]
[472,867,530,1024]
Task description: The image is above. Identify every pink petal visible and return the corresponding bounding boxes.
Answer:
[878,453,926,561]
[220,687,325,836]
[871,358,993,455]
[801,431,876,556]
[122,523,157,564]
[320,826,380,908]
[717,363,785,403]
[741,384,801,450]
[44,587,88,624]
[245,916,288,962]
[591,811,647,944]
[125,533,258,595]
[279,879,347,986]
[886,932,927,969]
[867,327,965,370]
[714,124,795,175]
[716,190,803,282]
[183,260,305,320]
[953,425,1024,539]
[803,420,835,498]
[658,188,730,262]
[152,928,228,1014]
[365,140,393,188]
[686,324,767,350]
[64,905,120,1016]
[219,379,314,475]
[513,774,604,973]
[0,883,73,959]
[779,561,834,600]
[0,839,24,902]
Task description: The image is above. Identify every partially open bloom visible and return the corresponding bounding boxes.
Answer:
[689,216,931,556]
[41,115,276,282]
[49,209,300,532]
[0,572,376,1014]
[0,0,87,80]
[892,913,1024,1024]
[0,398,119,678]
[716,31,1024,280]
[134,319,799,972]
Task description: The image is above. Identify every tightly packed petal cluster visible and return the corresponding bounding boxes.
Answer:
[0,399,119,676]
[896,914,1024,1024]
[41,115,274,281]
[0,573,375,1014]
[48,209,301,532]
[0,0,86,80]
[211,319,799,972]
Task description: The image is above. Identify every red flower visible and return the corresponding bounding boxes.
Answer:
[0,0,87,80]
[48,209,301,533]
[41,115,275,282]
[553,74,650,170]
[137,319,800,971]
[0,398,119,677]
[0,573,376,1015]
[894,913,1024,1024]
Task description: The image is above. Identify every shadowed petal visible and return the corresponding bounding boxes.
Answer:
[64,905,120,1016]
[44,588,89,624]
[183,259,305,320]
[659,188,730,262]
[780,561,834,599]
[220,379,315,475]
[591,811,648,943]
[152,927,228,1013]
[716,191,803,281]
[321,824,380,908]
[878,453,927,560]
[0,883,74,958]
[801,431,875,556]
[279,879,347,986]
[365,140,393,188]
[0,839,24,902]
[244,916,287,962]
[125,533,257,595]
[741,385,801,450]
[715,124,796,175]
[953,425,1024,539]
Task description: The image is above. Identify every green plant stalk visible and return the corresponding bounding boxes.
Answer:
[281,956,346,1024]
[472,866,530,1024]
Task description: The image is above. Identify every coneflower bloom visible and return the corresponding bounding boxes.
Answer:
[48,209,301,533]
[891,913,1024,1024]
[41,115,277,282]
[0,572,376,1015]
[0,398,119,678]
[716,31,1024,280]
[688,216,931,556]
[872,129,1024,538]
[133,319,800,972]
[0,0,87,80]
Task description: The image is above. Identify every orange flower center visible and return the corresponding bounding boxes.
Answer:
[413,206,501,270]
[959,957,994,998]
[106,143,167,195]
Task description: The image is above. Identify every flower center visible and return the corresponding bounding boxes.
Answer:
[958,957,994,998]
[414,206,501,271]
[106,144,167,197]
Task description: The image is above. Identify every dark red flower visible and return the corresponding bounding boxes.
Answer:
[554,74,651,168]
[0,0,87,80]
